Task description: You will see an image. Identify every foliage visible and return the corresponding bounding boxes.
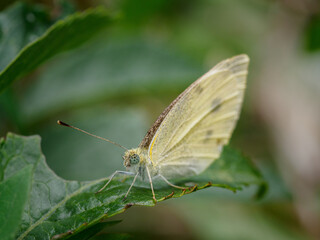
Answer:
[0,166,32,240]
[305,13,320,52]
[0,2,112,93]
[0,133,264,240]
[1,0,314,239]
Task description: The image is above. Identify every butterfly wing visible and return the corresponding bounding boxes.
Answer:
[147,54,249,179]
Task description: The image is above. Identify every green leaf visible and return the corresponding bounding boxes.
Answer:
[305,14,320,52]
[0,165,33,240]
[0,133,266,240]
[0,6,112,93]
[0,2,52,71]
[52,221,121,240]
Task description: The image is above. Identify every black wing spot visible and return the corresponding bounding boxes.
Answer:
[211,99,221,113]
[206,130,213,136]
[203,130,213,143]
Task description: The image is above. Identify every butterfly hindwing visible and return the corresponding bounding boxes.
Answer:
[147,54,249,179]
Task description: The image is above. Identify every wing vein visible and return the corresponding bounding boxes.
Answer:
[161,97,240,157]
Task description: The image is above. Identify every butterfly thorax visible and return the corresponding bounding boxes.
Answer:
[123,148,157,181]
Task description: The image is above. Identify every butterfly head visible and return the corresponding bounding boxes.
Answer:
[123,149,141,168]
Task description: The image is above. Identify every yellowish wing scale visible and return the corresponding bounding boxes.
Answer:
[147,54,249,179]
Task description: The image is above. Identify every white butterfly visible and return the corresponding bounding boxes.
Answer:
[58,54,249,202]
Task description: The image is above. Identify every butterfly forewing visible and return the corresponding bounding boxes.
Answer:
[147,54,249,179]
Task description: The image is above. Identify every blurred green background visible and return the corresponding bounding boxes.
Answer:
[1,0,320,239]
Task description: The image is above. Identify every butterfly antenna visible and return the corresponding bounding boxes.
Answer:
[57,120,128,151]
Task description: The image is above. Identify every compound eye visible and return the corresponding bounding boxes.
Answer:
[130,154,140,164]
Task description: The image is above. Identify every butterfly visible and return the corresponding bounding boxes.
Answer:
[58,54,249,203]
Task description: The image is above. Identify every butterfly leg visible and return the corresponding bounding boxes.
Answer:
[146,166,157,203]
[123,172,139,201]
[159,174,187,190]
[96,170,134,193]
